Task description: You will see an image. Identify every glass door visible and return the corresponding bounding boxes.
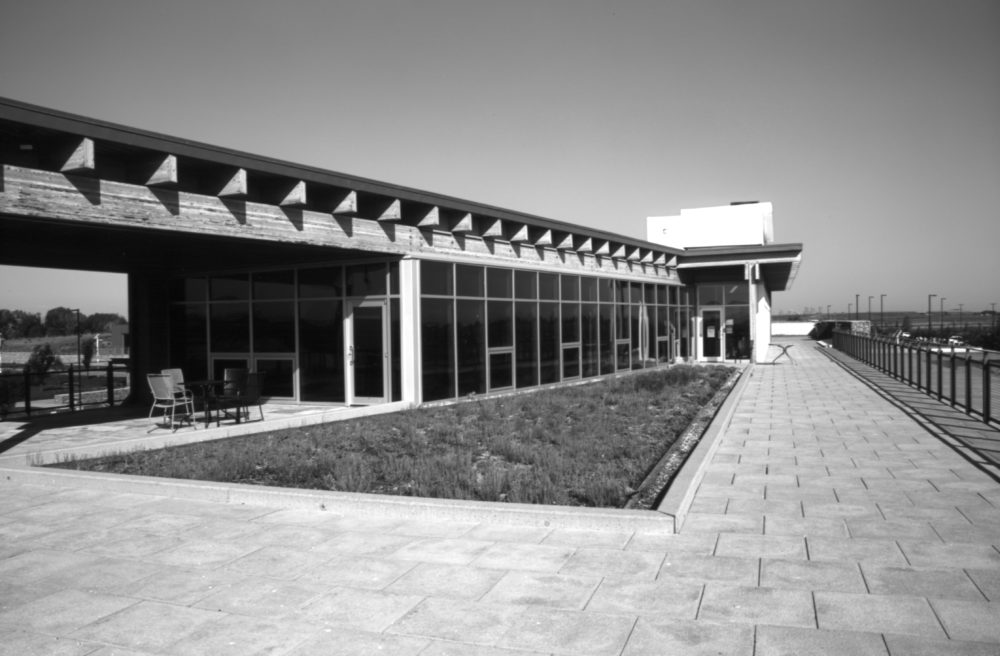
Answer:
[345,300,388,405]
[701,309,722,360]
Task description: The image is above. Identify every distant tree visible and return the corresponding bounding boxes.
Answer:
[81,335,96,370]
[0,309,44,339]
[901,315,912,332]
[44,307,81,337]
[26,343,63,378]
[84,313,127,333]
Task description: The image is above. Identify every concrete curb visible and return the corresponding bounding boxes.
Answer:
[0,464,674,533]
[654,364,752,530]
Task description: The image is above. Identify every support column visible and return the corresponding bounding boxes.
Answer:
[398,258,420,405]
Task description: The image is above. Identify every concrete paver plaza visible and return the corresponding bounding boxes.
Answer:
[2,337,999,655]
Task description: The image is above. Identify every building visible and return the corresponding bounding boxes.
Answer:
[0,98,801,408]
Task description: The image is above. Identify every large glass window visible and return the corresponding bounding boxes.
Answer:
[253,270,294,300]
[421,298,454,401]
[581,303,599,378]
[539,302,560,384]
[538,273,559,300]
[515,301,538,388]
[488,301,513,348]
[210,303,250,352]
[456,300,485,395]
[347,263,387,296]
[299,267,342,299]
[422,261,453,296]
[456,264,484,297]
[253,301,295,352]
[299,300,344,402]
[487,268,512,298]
[211,273,249,301]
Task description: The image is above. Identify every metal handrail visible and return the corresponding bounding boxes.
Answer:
[0,361,130,419]
[832,330,997,427]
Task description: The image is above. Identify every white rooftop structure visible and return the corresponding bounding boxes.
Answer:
[646,201,774,249]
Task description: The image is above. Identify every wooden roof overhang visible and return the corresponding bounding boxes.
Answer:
[0,97,683,277]
[675,243,803,291]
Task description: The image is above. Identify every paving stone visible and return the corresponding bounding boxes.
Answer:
[309,530,417,557]
[764,516,850,538]
[541,528,632,549]
[299,586,424,632]
[755,625,889,656]
[620,617,753,656]
[897,541,1000,570]
[814,591,945,637]
[470,542,576,572]
[145,538,259,568]
[385,562,506,600]
[965,568,1000,602]
[862,565,986,601]
[0,589,137,635]
[0,630,101,656]
[287,627,429,656]
[883,633,1000,656]
[387,598,525,645]
[464,524,551,544]
[69,600,222,652]
[760,558,867,593]
[480,571,600,610]
[496,607,634,655]
[121,567,242,605]
[419,641,547,656]
[223,545,330,579]
[698,584,815,628]
[928,598,1000,643]
[625,532,717,554]
[845,517,940,540]
[715,533,807,560]
[586,576,703,619]
[166,613,321,656]
[193,577,327,616]
[806,536,909,566]
[558,547,664,580]
[307,555,415,590]
[658,552,759,585]
[681,512,763,534]
[389,537,495,565]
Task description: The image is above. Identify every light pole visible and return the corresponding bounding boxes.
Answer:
[928,294,936,332]
[940,297,946,333]
[880,294,886,330]
[958,304,963,327]
[868,296,873,323]
[70,308,81,369]
[855,294,860,320]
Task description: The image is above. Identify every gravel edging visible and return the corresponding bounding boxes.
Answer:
[625,366,746,511]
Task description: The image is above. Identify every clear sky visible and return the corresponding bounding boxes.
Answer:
[1,0,998,318]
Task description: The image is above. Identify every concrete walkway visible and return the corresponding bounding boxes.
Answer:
[1,338,999,655]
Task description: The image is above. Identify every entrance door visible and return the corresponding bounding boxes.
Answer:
[345,300,388,405]
[701,309,722,360]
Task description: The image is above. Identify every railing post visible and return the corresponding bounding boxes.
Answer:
[983,355,991,423]
[106,361,115,407]
[965,352,973,413]
[23,367,32,417]
[936,349,943,402]
[949,350,957,407]
[916,345,922,391]
[68,365,76,411]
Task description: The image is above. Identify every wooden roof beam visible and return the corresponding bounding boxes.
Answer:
[279,180,308,208]
[332,190,357,216]
[146,154,178,188]
[218,168,248,199]
[59,137,94,174]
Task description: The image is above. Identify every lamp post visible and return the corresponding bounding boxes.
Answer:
[70,308,81,369]
[928,294,936,332]
[868,296,873,323]
[855,294,860,320]
[958,304,963,327]
[880,294,886,330]
[940,297,946,333]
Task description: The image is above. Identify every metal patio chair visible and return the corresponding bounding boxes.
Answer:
[147,373,196,431]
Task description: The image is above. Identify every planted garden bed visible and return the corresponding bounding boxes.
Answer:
[51,365,735,508]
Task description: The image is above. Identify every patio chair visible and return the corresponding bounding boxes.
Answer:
[206,370,265,426]
[161,368,195,405]
[147,373,196,431]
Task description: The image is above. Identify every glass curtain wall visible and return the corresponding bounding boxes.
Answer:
[168,261,401,403]
[419,260,677,402]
